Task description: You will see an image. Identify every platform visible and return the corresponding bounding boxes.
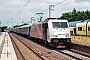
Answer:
[0,32,17,60]
[0,32,5,57]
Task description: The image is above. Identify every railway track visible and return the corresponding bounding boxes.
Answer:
[71,43,90,55]
[10,34,25,60]
[9,33,90,60]
[10,33,73,60]
[56,49,90,60]
[9,33,45,60]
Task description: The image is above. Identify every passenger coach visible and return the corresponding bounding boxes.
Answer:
[76,20,90,36]
[69,20,90,36]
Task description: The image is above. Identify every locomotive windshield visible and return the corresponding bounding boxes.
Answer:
[52,22,68,28]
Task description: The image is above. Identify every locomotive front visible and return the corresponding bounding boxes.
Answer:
[47,19,71,48]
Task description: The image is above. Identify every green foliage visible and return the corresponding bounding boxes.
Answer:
[59,8,90,22]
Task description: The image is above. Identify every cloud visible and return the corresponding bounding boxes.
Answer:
[0,0,90,27]
[74,0,90,3]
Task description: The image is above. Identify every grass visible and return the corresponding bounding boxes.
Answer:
[71,36,90,46]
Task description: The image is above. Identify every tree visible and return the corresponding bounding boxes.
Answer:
[59,8,90,22]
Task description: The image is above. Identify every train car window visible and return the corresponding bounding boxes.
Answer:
[69,24,70,27]
[74,23,76,27]
[88,27,90,31]
[70,23,72,27]
[52,22,68,28]
[78,27,82,31]
[69,23,76,27]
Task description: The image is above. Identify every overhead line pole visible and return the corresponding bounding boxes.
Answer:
[31,17,34,24]
[49,5,55,18]
[0,21,1,27]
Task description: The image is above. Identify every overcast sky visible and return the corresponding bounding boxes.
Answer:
[0,0,90,27]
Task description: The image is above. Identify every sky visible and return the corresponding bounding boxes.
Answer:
[0,0,90,28]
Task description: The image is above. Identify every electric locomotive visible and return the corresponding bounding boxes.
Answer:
[30,18,71,48]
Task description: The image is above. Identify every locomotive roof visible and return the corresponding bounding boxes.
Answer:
[42,18,56,23]
[42,18,67,23]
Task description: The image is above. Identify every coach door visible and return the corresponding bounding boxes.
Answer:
[74,28,76,35]
[87,22,90,35]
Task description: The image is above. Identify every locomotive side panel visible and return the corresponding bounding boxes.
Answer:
[30,24,44,40]
[42,23,48,40]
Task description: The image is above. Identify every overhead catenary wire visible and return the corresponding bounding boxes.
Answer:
[55,0,66,6]
[17,0,24,12]
[14,0,89,25]
[42,0,89,13]
[76,0,90,2]
[42,0,67,12]
[64,0,90,8]
[15,0,67,20]
[41,0,89,18]
[15,0,30,19]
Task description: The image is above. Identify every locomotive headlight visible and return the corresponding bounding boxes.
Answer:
[53,39,59,43]
[67,39,71,42]
[53,32,58,37]
[65,33,69,37]
[53,35,58,37]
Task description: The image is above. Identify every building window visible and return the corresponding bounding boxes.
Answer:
[78,27,82,31]
[88,27,90,31]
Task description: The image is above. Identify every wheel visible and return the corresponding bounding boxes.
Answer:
[66,43,71,49]
[44,40,49,46]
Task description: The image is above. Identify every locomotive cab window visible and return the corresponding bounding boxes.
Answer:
[52,22,68,28]
[78,27,82,31]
